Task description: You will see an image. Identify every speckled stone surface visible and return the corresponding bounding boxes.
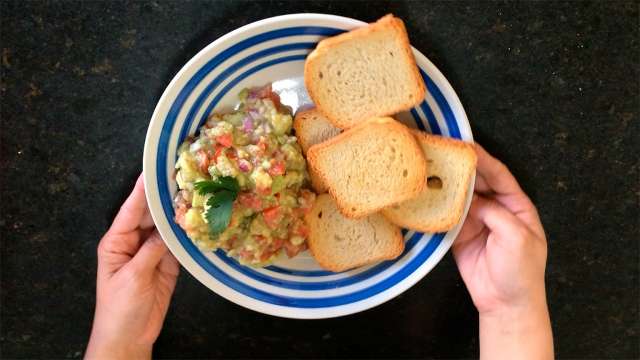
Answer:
[1,1,638,358]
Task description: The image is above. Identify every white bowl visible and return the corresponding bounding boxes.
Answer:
[143,13,474,319]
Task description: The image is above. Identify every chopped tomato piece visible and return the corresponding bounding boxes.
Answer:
[238,192,262,210]
[216,133,233,147]
[293,223,309,237]
[270,238,284,251]
[268,160,285,176]
[256,186,271,196]
[267,91,282,111]
[257,138,268,152]
[227,236,238,249]
[174,204,188,230]
[212,146,225,162]
[240,250,253,261]
[297,189,316,214]
[262,206,280,229]
[284,240,303,258]
[260,249,275,262]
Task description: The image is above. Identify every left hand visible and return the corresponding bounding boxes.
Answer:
[86,175,180,360]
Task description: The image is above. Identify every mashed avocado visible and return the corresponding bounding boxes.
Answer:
[173,84,315,266]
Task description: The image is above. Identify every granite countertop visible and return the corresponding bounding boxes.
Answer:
[1,1,638,358]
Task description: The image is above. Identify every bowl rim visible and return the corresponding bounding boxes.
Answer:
[143,13,473,318]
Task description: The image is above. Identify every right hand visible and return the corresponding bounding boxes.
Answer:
[452,144,553,359]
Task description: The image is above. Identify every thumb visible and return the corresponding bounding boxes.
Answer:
[126,230,168,276]
[470,195,529,243]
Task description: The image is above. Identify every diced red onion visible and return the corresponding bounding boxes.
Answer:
[249,109,261,121]
[238,159,252,172]
[242,116,253,133]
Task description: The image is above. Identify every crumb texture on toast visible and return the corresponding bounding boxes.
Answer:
[306,194,404,272]
[382,131,477,232]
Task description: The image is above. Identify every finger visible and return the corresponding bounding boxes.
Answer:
[453,195,487,262]
[473,172,492,194]
[126,230,168,275]
[471,195,530,244]
[474,144,539,224]
[158,252,180,278]
[454,194,486,245]
[140,210,155,230]
[474,144,523,197]
[109,174,149,235]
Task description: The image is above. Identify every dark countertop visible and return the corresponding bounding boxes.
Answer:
[1,1,638,358]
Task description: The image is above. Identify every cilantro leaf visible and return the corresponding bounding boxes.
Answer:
[204,190,237,235]
[194,176,239,195]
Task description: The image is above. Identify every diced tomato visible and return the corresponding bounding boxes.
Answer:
[212,146,225,162]
[262,206,280,229]
[174,204,188,230]
[196,149,209,174]
[268,160,285,176]
[256,186,271,196]
[216,133,233,148]
[284,240,303,258]
[267,91,282,111]
[238,192,262,210]
[240,250,253,261]
[227,236,238,249]
[253,84,273,98]
[260,249,275,262]
[257,138,268,152]
[270,238,284,251]
[293,223,309,237]
[298,189,316,213]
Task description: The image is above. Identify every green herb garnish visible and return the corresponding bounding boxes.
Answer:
[194,177,239,235]
[194,177,240,194]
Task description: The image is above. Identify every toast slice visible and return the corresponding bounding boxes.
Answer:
[294,108,342,153]
[307,117,427,218]
[294,108,342,193]
[304,14,426,129]
[306,194,404,272]
[382,131,477,232]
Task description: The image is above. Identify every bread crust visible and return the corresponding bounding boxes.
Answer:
[382,130,477,232]
[304,14,426,129]
[305,194,404,272]
[307,117,427,219]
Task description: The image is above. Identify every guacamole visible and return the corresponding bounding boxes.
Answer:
[173,84,315,266]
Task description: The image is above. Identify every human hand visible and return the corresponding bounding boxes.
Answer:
[453,144,553,359]
[86,175,179,360]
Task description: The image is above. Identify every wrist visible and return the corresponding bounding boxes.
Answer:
[479,293,548,323]
[478,296,553,360]
[86,331,152,360]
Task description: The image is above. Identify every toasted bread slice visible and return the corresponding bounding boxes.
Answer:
[294,108,342,153]
[307,117,427,218]
[382,131,477,232]
[306,194,404,272]
[294,108,342,193]
[304,14,426,129]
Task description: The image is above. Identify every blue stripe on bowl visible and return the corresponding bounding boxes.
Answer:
[155,25,461,307]
[410,108,427,131]
[263,266,335,277]
[213,232,424,290]
[177,53,427,287]
[419,95,442,135]
[420,69,460,138]
[179,42,317,143]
